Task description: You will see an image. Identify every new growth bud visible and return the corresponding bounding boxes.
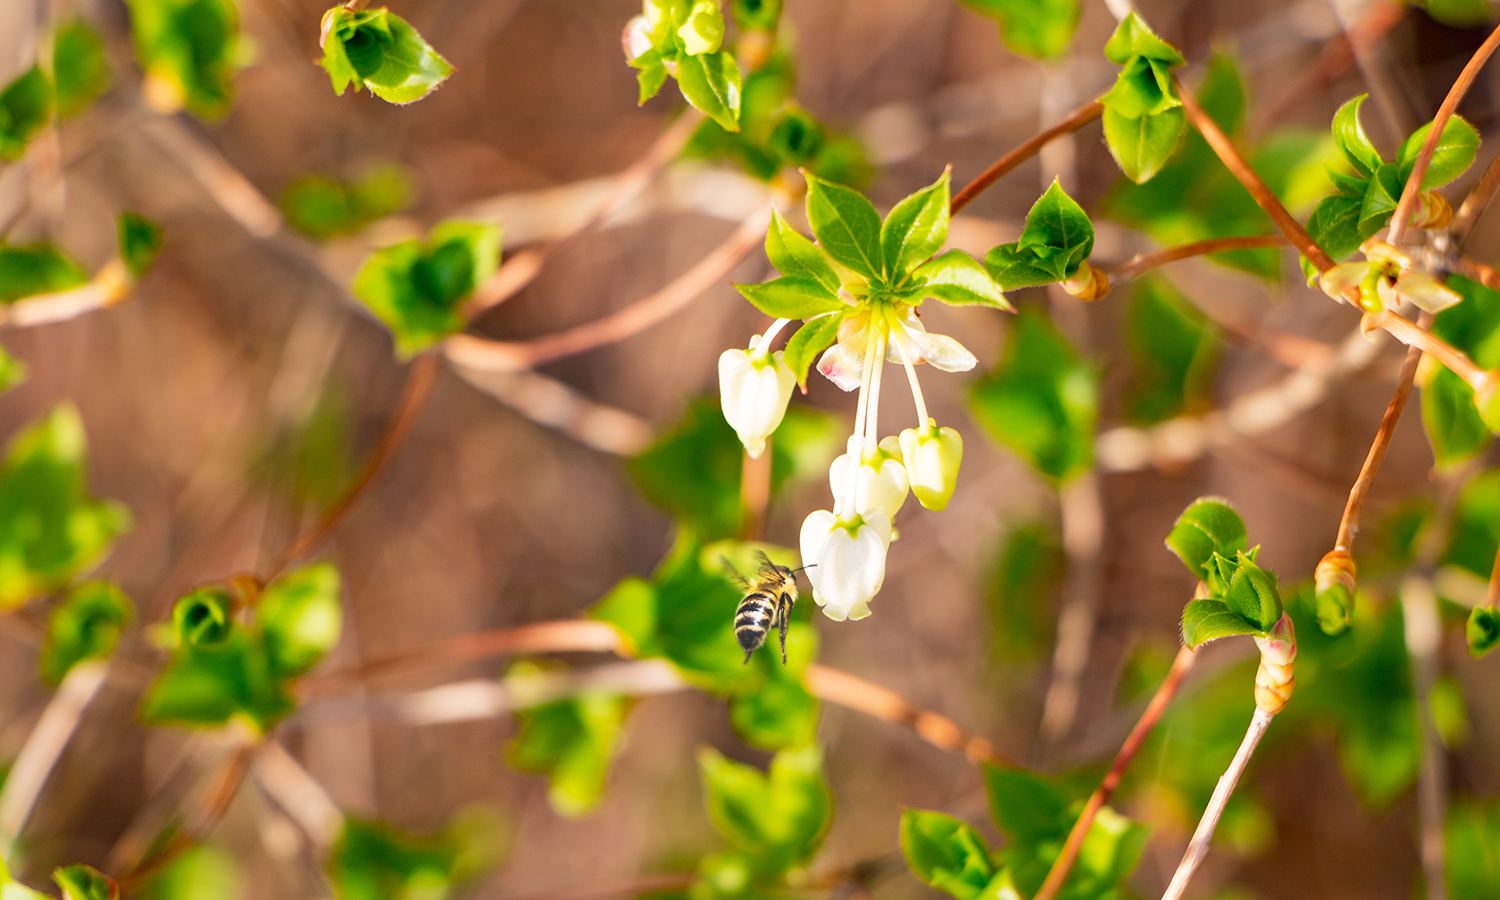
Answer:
[1314,549,1357,636]
[1252,614,1296,715]
[677,1,725,55]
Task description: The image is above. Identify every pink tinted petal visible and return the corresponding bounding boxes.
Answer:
[817,339,865,391]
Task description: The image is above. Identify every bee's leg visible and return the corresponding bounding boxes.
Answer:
[778,593,792,665]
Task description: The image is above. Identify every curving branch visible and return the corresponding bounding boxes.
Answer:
[1106,235,1288,283]
[949,102,1103,215]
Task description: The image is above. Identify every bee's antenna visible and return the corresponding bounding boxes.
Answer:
[788,563,817,574]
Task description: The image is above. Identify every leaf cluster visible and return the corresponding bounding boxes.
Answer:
[126,0,245,118]
[1166,498,1285,647]
[1,858,119,900]
[39,581,134,685]
[283,166,413,241]
[1098,13,1186,184]
[630,0,743,131]
[984,180,1095,290]
[320,7,454,105]
[141,564,343,732]
[329,812,503,900]
[959,0,1080,61]
[901,764,1146,900]
[353,220,501,357]
[507,659,632,817]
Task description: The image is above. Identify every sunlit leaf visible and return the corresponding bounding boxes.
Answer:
[0,242,89,302]
[1164,497,1247,584]
[0,67,54,161]
[1397,114,1480,191]
[508,662,629,817]
[879,170,950,283]
[783,314,841,391]
[676,51,742,132]
[282,167,412,241]
[734,276,845,319]
[899,811,994,900]
[40,581,133,685]
[960,0,1080,60]
[765,210,840,294]
[804,173,883,281]
[119,212,165,278]
[54,865,118,900]
[699,745,831,870]
[257,563,343,679]
[320,7,453,105]
[126,0,243,118]
[353,220,501,357]
[984,180,1094,290]
[137,846,240,900]
[1447,800,1500,900]
[53,19,111,119]
[1331,94,1382,177]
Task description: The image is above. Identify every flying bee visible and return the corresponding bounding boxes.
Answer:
[725,551,812,665]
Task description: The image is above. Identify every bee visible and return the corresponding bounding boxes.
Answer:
[725,551,810,665]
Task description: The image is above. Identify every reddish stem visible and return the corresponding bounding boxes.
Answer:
[949,102,1103,215]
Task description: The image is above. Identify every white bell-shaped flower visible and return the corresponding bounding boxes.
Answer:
[719,340,796,459]
[621,15,653,61]
[817,308,976,391]
[800,509,891,621]
[829,436,908,521]
[899,420,963,511]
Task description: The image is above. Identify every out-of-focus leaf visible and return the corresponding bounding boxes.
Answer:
[0,854,51,900]
[0,345,25,393]
[508,663,629,818]
[283,167,412,241]
[1447,800,1500,900]
[699,745,830,871]
[257,562,342,678]
[1124,277,1219,424]
[1468,606,1499,657]
[0,405,130,609]
[675,51,742,132]
[171,587,234,647]
[727,618,818,749]
[987,522,1063,663]
[1423,275,1500,465]
[40,581,133,685]
[960,0,1080,60]
[0,67,54,161]
[1441,470,1500,580]
[969,308,1096,483]
[140,629,295,731]
[329,815,494,900]
[1430,675,1471,747]
[53,866,118,900]
[137,846,241,900]
[320,7,453,104]
[1421,0,1493,26]
[983,765,1069,843]
[899,811,994,900]
[119,212,165,279]
[353,220,500,356]
[53,19,111,119]
[126,0,243,118]
[0,243,89,303]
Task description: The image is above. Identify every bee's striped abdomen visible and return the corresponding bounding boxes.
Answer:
[735,591,778,662]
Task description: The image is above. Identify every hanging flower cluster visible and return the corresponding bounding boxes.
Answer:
[720,170,1011,621]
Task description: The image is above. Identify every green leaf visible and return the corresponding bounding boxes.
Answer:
[1099,57,1177,119]
[353,220,501,356]
[699,745,831,870]
[126,0,243,119]
[637,61,668,104]
[0,67,54,161]
[1359,162,1404,234]
[731,0,782,31]
[1468,607,1499,657]
[969,308,1096,483]
[1422,365,1491,468]
[879,170,950,284]
[53,19,111,119]
[1102,12,1184,65]
[898,811,994,900]
[1222,558,1283,631]
[765,210,840,293]
[1398,114,1480,191]
[282,167,412,241]
[172,586,234,647]
[1164,498,1248,583]
[589,576,656,656]
[508,664,629,817]
[258,563,343,678]
[1304,193,1365,267]
[783,314,841,390]
[1018,180,1095,257]
[139,629,295,731]
[912,250,1010,308]
[320,7,454,105]
[0,242,89,302]
[53,866,118,900]
[961,0,1080,60]
[1124,277,1219,424]
[329,817,486,900]
[1447,800,1500,900]
[983,764,1069,842]
[1441,470,1500,581]
[734,276,845,319]
[804,173,884,281]
[137,846,240,900]
[728,622,819,749]
[0,405,130,609]
[1180,598,1260,648]
[676,51,742,132]
[1102,105,1186,185]
[1331,94,1383,177]
[987,522,1063,664]
[0,856,50,900]
[39,581,133,685]
[118,212,165,278]
[0,345,26,393]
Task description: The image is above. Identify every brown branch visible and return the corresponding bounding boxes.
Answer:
[1033,645,1197,900]
[1451,255,1500,293]
[1107,235,1288,283]
[1388,21,1500,246]
[1451,149,1500,246]
[949,102,1103,215]
[444,204,773,372]
[464,109,704,317]
[1334,312,1432,552]
[264,351,440,581]
[1376,307,1490,391]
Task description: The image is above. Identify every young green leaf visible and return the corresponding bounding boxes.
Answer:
[1468,607,1499,657]
[1331,94,1383,177]
[1180,598,1260,648]
[636,60,668,104]
[1358,162,1404,234]
[0,405,130,609]
[699,745,831,870]
[1124,277,1219,424]
[1102,104,1186,185]
[734,276,845,319]
[139,630,296,731]
[898,810,994,900]
[765,210,840,293]
[1397,114,1480,191]
[982,181,1094,290]
[982,764,1069,842]
[320,7,454,105]
[0,67,54,160]
[258,563,343,678]
[354,220,501,357]
[969,309,1097,483]
[54,865,119,900]
[1304,193,1364,268]
[126,0,243,118]
[0,242,89,302]
[731,0,783,31]
[912,250,1010,308]
[879,170,950,284]
[1222,558,1283,631]
[729,674,819,750]
[135,846,241,900]
[329,816,487,900]
[675,51,743,132]
[783,314,842,390]
[40,582,133,685]
[1422,365,1491,468]
[804,173,884,281]
[171,587,234,647]
[960,0,1080,61]
[509,664,629,817]
[119,212,165,278]
[987,522,1063,664]
[283,167,413,241]
[1164,497,1248,583]
[1102,12,1184,65]
[53,19,111,119]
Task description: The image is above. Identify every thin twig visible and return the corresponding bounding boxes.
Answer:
[444,204,773,372]
[948,102,1103,215]
[1033,645,1197,900]
[1159,709,1275,900]
[1388,20,1500,246]
[1333,311,1432,552]
[1107,235,1288,282]
[1375,307,1490,390]
[1036,472,1104,756]
[1451,148,1500,245]
[1450,255,1500,293]
[264,351,440,581]
[0,662,110,849]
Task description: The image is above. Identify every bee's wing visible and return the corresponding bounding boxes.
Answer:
[751,549,778,575]
[720,557,753,590]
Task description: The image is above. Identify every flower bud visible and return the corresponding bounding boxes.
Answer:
[1314,549,1356,636]
[829,436,908,521]
[719,346,795,459]
[677,2,725,55]
[800,509,891,621]
[1413,191,1453,230]
[622,15,654,61]
[898,420,963,511]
